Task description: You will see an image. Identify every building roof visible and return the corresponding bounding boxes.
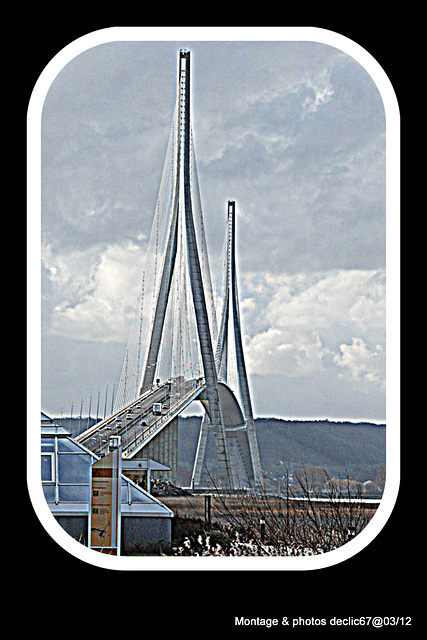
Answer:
[41,413,173,518]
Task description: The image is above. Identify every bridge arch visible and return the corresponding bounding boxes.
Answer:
[198,381,245,429]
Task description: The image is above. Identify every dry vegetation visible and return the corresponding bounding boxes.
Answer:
[157,467,378,557]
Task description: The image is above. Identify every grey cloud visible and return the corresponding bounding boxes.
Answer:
[40,39,388,420]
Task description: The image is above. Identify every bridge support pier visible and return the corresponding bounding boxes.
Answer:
[134,417,179,485]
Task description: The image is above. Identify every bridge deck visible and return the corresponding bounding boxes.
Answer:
[76,377,205,457]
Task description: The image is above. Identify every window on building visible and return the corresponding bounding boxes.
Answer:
[41,453,55,482]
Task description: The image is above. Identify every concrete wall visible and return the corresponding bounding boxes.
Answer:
[55,515,172,555]
[121,516,171,555]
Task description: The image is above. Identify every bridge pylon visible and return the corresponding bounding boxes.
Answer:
[110,52,265,491]
[114,50,234,489]
[191,201,264,489]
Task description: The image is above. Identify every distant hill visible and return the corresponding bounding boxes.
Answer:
[54,414,386,487]
[176,415,386,486]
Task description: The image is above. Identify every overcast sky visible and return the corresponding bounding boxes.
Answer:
[40,38,387,422]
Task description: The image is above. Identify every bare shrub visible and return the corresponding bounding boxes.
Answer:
[177,465,377,556]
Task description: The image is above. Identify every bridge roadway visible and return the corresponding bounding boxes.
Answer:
[76,376,205,458]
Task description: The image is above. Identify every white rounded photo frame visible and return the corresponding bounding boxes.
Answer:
[27,26,400,572]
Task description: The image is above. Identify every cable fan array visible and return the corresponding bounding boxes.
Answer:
[114,92,218,412]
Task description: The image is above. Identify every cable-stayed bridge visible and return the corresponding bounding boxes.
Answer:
[77,50,263,490]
